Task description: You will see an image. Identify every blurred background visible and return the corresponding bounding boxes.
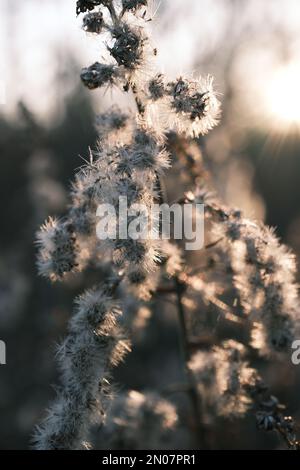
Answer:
[1,0,300,449]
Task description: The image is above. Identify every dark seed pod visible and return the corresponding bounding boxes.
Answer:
[76,1,103,16]
[80,63,117,90]
[122,0,148,12]
[83,12,104,34]
[109,24,144,69]
[256,412,276,431]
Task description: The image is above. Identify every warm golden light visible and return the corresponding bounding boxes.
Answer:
[267,63,300,125]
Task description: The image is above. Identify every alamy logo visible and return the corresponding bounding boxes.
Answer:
[291,340,300,365]
[0,340,6,365]
[96,197,205,251]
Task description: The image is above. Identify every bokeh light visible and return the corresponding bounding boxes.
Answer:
[266,63,300,126]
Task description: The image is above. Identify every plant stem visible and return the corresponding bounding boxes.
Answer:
[107,2,119,25]
[174,276,209,448]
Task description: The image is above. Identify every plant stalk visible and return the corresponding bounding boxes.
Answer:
[174,276,209,449]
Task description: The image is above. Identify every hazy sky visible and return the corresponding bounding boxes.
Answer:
[0,0,233,116]
[1,0,300,120]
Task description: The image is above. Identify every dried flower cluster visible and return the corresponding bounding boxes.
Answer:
[78,0,220,137]
[34,0,300,450]
[33,280,130,450]
[100,390,178,449]
[36,217,79,281]
[189,340,257,418]
[187,188,300,357]
[189,340,299,448]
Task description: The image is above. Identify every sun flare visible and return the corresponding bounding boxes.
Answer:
[267,63,300,126]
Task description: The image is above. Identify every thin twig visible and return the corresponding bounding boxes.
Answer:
[106,1,119,25]
[174,276,209,448]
